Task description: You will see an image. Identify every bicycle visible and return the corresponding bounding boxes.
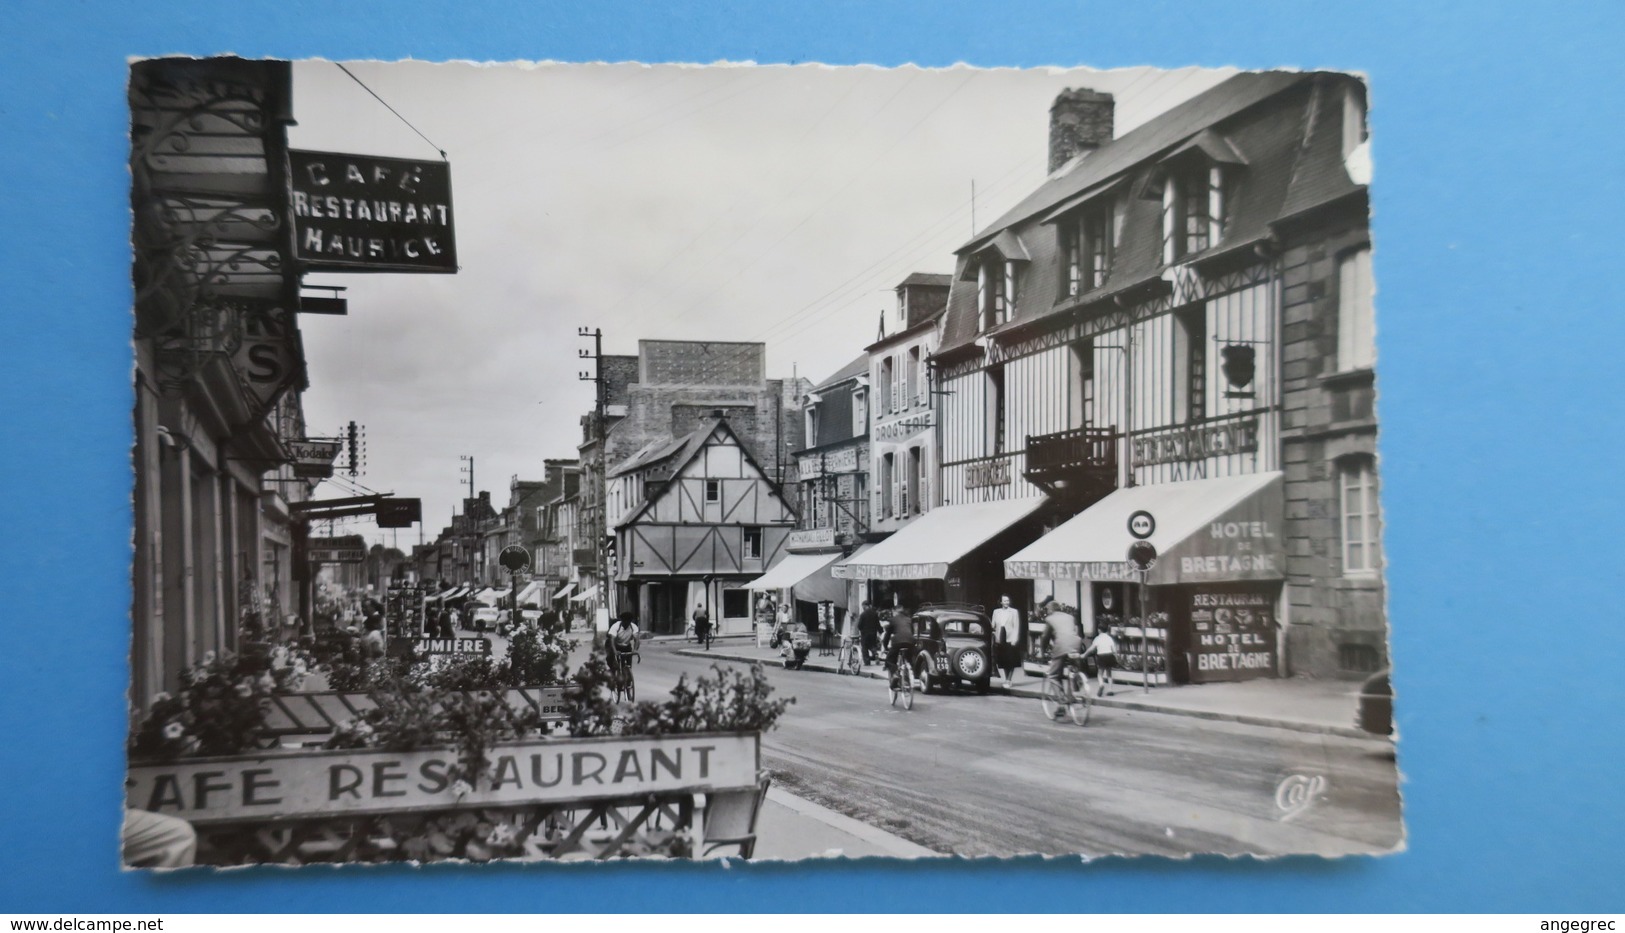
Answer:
[696,625,714,651]
[610,647,640,702]
[1039,653,1095,725]
[837,635,862,675]
[887,653,914,710]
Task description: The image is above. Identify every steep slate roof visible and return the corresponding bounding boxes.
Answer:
[961,72,1305,252]
[939,72,1366,357]
[896,272,952,289]
[813,353,871,391]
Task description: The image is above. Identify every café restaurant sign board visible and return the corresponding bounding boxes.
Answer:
[307,535,367,564]
[1187,587,1278,683]
[127,732,760,824]
[289,151,457,273]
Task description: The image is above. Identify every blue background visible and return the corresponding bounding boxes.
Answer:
[1,0,1620,912]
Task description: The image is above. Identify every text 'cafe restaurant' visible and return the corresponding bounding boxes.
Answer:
[834,472,1288,686]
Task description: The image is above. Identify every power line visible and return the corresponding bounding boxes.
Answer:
[333,62,448,160]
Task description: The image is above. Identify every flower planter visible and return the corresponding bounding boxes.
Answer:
[127,730,764,865]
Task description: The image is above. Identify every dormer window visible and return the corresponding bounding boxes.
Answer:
[1149,130,1245,264]
[1062,200,1115,297]
[1162,164,1226,262]
[978,258,1016,330]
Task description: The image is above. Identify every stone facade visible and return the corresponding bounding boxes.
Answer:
[1278,202,1383,679]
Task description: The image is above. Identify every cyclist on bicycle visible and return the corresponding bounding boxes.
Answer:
[882,607,917,685]
[607,610,640,671]
[1039,604,1085,685]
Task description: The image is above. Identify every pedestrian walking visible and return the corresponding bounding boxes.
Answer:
[857,600,882,665]
[991,594,1023,688]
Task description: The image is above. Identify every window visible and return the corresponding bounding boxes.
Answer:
[1339,457,1381,576]
[1341,84,1368,159]
[722,588,749,618]
[853,387,867,435]
[805,481,822,529]
[880,357,895,412]
[704,480,720,503]
[986,366,1007,455]
[1172,308,1207,423]
[804,403,820,447]
[978,258,1014,329]
[909,446,924,515]
[1337,248,1375,371]
[1068,339,1095,429]
[743,526,763,560]
[906,348,920,408]
[1162,166,1226,262]
[879,452,894,518]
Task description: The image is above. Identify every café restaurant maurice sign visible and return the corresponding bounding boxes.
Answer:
[289,150,457,273]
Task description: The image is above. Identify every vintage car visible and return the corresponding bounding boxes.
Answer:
[907,604,994,694]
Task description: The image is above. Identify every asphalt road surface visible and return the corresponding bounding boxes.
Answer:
[618,637,1403,859]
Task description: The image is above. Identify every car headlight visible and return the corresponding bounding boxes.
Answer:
[954,647,986,678]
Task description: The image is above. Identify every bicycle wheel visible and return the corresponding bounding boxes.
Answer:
[888,670,900,707]
[1068,671,1091,726]
[1040,677,1067,721]
[900,667,914,710]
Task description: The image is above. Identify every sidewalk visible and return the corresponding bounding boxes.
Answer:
[751,788,937,860]
[673,638,1373,740]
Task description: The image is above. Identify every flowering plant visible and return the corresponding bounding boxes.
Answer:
[128,646,318,760]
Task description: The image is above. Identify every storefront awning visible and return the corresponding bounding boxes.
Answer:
[832,497,1048,580]
[745,552,843,591]
[745,551,850,606]
[515,581,545,607]
[1004,472,1284,585]
[552,582,576,601]
[570,584,601,603]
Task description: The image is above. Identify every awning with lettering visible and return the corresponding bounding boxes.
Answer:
[832,497,1048,581]
[1004,472,1284,585]
[744,551,848,605]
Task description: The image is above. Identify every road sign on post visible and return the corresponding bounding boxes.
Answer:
[1126,540,1158,695]
[1127,540,1158,571]
[1127,510,1156,540]
[499,545,531,574]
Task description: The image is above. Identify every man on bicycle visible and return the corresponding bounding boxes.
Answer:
[607,610,640,671]
[882,607,917,686]
[1039,604,1085,685]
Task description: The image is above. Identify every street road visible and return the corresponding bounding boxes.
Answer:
[612,637,1403,858]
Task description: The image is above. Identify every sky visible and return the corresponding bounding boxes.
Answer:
[287,60,1234,546]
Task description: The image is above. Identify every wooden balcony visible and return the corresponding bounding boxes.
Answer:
[1023,426,1120,499]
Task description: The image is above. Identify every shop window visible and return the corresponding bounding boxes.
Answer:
[1337,247,1375,372]
[705,480,721,503]
[743,526,763,560]
[722,588,750,618]
[1338,643,1381,673]
[1339,456,1381,576]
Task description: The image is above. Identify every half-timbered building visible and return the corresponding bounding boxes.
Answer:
[923,72,1378,682]
[608,414,797,635]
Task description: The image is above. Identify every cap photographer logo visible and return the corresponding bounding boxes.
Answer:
[1273,772,1328,821]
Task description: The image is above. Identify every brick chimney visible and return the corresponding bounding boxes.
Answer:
[1049,88,1115,172]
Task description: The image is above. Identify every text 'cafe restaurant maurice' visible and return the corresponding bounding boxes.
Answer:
[834,471,1288,687]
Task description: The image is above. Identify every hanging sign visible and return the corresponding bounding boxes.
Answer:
[287,439,342,479]
[307,535,367,564]
[289,151,458,273]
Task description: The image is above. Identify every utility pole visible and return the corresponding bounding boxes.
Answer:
[459,455,475,501]
[579,327,610,620]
